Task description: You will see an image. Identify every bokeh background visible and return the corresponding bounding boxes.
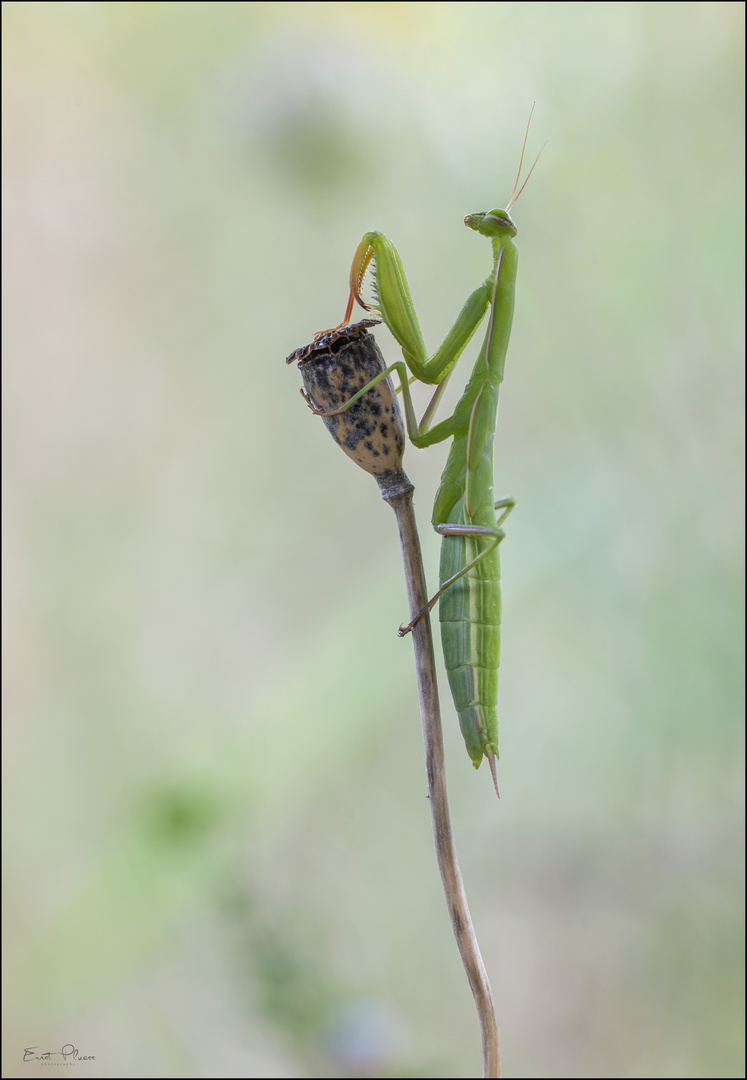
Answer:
[3,3,744,1077]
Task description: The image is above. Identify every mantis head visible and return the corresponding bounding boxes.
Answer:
[464,209,517,239]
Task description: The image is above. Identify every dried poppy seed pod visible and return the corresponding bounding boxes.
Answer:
[289,321,409,492]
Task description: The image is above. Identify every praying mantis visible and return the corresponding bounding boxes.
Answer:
[307,116,541,794]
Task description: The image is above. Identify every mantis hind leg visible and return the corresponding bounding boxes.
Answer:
[397,497,515,637]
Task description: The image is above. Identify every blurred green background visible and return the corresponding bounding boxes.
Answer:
[3,3,744,1077]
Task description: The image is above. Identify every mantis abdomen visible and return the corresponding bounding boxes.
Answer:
[435,397,504,772]
[440,515,502,769]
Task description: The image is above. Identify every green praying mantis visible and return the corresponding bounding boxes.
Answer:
[308,116,541,794]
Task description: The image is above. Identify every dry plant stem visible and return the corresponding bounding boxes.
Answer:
[293,329,499,1076]
[378,470,501,1080]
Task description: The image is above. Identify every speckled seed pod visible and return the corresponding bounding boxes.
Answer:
[292,324,406,479]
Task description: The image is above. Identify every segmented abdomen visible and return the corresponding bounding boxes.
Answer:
[439,510,502,769]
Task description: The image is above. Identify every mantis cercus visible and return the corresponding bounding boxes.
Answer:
[308,116,541,794]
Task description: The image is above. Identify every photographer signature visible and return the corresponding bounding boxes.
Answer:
[24,1044,95,1064]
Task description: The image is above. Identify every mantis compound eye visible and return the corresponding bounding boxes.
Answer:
[484,212,515,232]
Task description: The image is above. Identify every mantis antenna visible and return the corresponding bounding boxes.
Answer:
[506,103,546,212]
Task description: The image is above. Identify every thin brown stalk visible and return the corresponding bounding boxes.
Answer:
[378,471,500,1079]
